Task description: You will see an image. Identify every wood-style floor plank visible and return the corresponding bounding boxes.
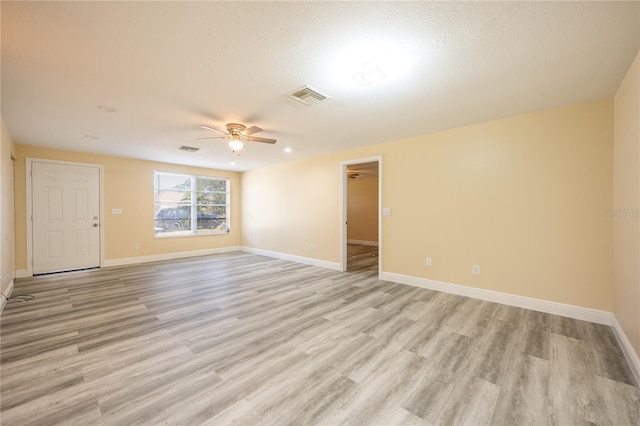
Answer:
[1,245,639,425]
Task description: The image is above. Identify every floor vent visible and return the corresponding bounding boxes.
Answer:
[178,145,200,152]
[286,85,330,106]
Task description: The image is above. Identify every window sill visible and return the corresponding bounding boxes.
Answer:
[154,230,230,239]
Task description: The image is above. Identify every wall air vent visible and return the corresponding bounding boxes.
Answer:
[178,145,200,152]
[286,85,330,106]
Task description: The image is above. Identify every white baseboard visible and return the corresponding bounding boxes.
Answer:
[1,279,15,314]
[103,246,242,267]
[611,315,640,386]
[241,247,341,271]
[15,269,28,279]
[379,272,612,325]
[347,239,379,247]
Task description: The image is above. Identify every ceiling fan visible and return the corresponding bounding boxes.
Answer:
[197,123,277,153]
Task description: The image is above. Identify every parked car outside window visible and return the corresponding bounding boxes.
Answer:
[154,207,221,232]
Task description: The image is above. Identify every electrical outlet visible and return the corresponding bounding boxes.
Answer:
[135,243,141,250]
[472,264,480,275]
[309,244,314,251]
[426,257,432,266]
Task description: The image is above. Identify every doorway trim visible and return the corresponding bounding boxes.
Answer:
[26,158,105,277]
[339,155,382,275]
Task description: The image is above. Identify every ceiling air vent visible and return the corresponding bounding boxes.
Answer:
[178,145,200,152]
[286,85,330,106]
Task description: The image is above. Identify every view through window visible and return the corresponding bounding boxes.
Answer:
[154,171,229,237]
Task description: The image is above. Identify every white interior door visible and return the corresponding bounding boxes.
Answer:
[32,161,100,274]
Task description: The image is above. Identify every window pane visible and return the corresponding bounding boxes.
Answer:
[196,177,225,191]
[196,191,226,205]
[155,190,191,204]
[157,173,190,190]
[196,209,221,232]
[154,205,192,234]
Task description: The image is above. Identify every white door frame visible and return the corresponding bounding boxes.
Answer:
[339,155,382,274]
[26,158,105,277]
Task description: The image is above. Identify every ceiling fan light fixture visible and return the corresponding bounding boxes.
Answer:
[228,139,245,152]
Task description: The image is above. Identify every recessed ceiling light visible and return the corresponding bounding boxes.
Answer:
[83,135,100,140]
[97,105,119,113]
[284,147,293,153]
[229,162,236,166]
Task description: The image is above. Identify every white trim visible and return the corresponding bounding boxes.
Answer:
[26,158,105,276]
[340,156,382,275]
[611,315,640,386]
[347,239,379,247]
[379,271,612,325]
[242,246,341,271]
[102,246,242,267]
[0,279,14,313]
[16,269,28,279]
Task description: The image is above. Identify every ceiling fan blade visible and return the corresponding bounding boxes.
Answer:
[243,126,263,136]
[196,136,227,141]
[199,125,227,134]
[247,136,277,144]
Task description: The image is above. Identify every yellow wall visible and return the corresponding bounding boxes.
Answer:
[14,145,241,270]
[1,119,17,296]
[243,99,614,311]
[613,50,640,357]
[347,176,378,243]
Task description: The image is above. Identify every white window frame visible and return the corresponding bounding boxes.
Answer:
[154,171,230,238]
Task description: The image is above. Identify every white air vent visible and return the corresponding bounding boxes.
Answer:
[179,145,200,152]
[286,85,330,106]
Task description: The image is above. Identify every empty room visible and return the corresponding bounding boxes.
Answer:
[1,1,639,425]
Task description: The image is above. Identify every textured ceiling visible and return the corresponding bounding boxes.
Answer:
[2,1,639,171]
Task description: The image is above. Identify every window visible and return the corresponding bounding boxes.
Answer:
[154,171,229,237]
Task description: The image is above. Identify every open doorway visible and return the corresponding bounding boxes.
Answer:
[340,157,381,276]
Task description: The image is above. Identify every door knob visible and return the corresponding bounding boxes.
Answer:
[93,223,98,227]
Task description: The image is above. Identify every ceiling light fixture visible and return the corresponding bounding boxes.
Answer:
[230,162,236,166]
[353,63,386,86]
[331,40,412,88]
[228,135,245,152]
[284,147,293,153]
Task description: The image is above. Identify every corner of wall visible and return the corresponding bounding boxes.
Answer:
[612,49,640,364]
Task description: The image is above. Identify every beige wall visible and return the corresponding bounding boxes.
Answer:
[347,176,378,243]
[14,145,241,270]
[1,119,17,296]
[243,99,614,311]
[241,159,339,262]
[613,50,640,357]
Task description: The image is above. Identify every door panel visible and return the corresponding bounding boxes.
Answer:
[32,162,100,274]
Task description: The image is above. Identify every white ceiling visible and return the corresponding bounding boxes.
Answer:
[2,1,639,172]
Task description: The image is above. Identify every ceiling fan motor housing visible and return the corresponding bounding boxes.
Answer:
[226,123,247,134]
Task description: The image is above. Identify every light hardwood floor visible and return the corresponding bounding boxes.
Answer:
[1,246,639,425]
